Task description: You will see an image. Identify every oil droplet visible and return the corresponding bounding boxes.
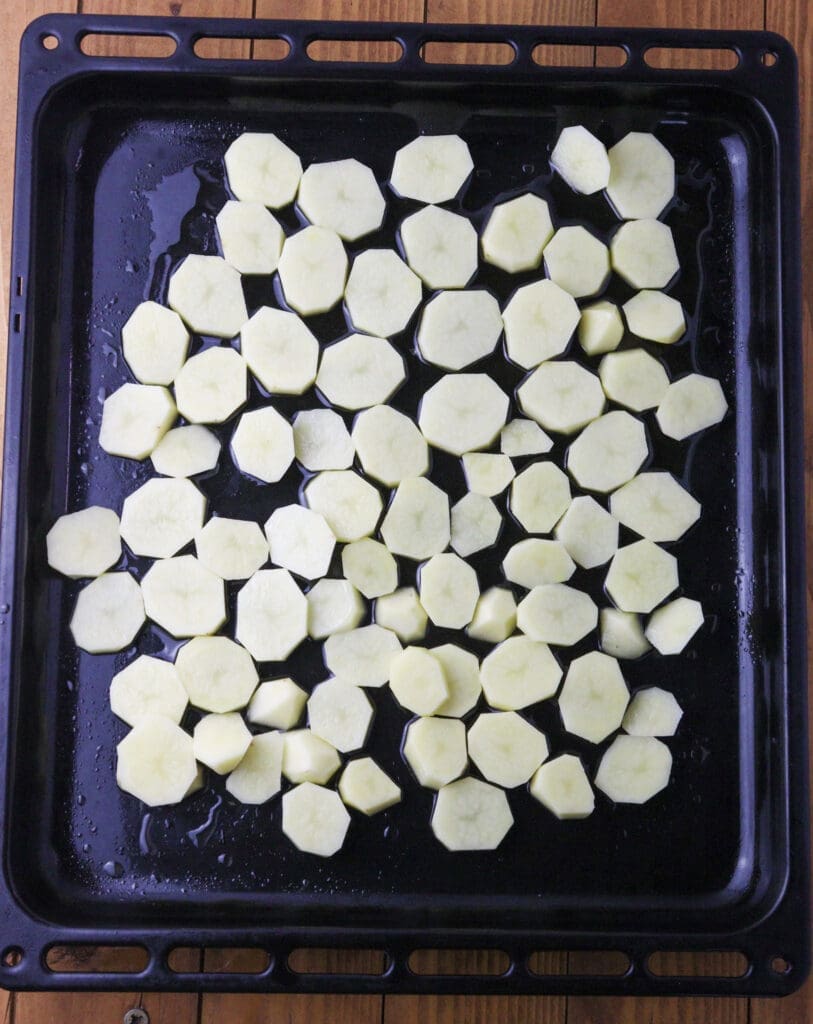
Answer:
[76,793,86,806]
[82,843,91,853]
[103,860,124,878]
[0,604,9,614]
[217,853,232,867]
[139,813,154,855]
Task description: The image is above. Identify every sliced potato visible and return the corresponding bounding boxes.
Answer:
[400,205,478,289]
[544,225,609,298]
[606,132,675,220]
[610,219,679,289]
[374,587,428,644]
[236,568,308,661]
[605,540,678,614]
[391,134,473,203]
[109,654,187,727]
[550,125,610,194]
[419,552,480,629]
[70,573,145,654]
[282,730,341,785]
[316,334,405,410]
[116,715,197,807]
[305,470,382,543]
[432,644,483,718]
[141,555,226,638]
[467,587,517,644]
[503,538,575,588]
[174,346,246,424]
[307,578,365,639]
[308,678,374,752]
[467,711,548,788]
[450,493,501,558]
[610,472,700,542]
[599,349,670,412]
[282,781,350,857]
[595,735,672,804]
[298,158,385,241]
[600,608,650,659]
[240,306,318,395]
[99,383,176,460]
[510,461,571,533]
[500,418,553,457]
[503,279,580,369]
[277,225,348,316]
[323,624,402,688]
[481,193,553,273]
[623,687,683,737]
[567,410,648,493]
[344,249,423,338]
[389,646,449,715]
[231,406,294,483]
[193,712,252,774]
[175,635,258,713]
[341,538,398,599]
[623,290,685,344]
[530,754,595,819]
[226,731,284,804]
[120,478,206,559]
[47,507,121,579]
[431,777,513,851]
[554,495,618,569]
[167,255,248,338]
[352,405,428,486]
[381,477,450,560]
[293,409,354,471]
[247,678,308,730]
[216,200,284,275]
[403,717,467,788]
[462,453,514,497]
[195,517,269,580]
[419,373,509,455]
[122,300,189,385]
[558,651,629,743]
[518,361,605,434]
[578,300,624,356]
[480,636,561,710]
[339,758,401,815]
[645,597,703,654]
[516,583,598,646]
[265,504,336,580]
[417,290,503,370]
[224,132,302,208]
[656,373,728,440]
[151,425,220,478]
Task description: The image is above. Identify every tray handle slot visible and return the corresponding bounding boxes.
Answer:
[287,947,389,975]
[646,950,749,978]
[643,46,740,71]
[408,948,510,977]
[528,950,631,977]
[531,43,627,68]
[420,40,514,66]
[167,946,270,975]
[78,32,177,59]
[44,944,149,974]
[306,38,404,64]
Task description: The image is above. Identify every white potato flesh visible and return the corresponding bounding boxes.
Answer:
[247,678,308,730]
[517,584,598,646]
[174,347,247,424]
[352,405,428,486]
[70,573,144,653]
[503,279,580,369]
[559,651,629,743]
[600,608,650,659]
[462,453,515,497]
[544,225,610,298]
[646,597,703,655]
[599,349,669,412]
[141,556,226,638]
[500,418,553,457]
[432,777,513,851]
[175,635,258,712]
[389,646,449,716]
[282,730,341,785]
[503,539,575,588]
[185,765,205,797]
[419,553,480,629]
[623,687,683,737]
[168,255,248,338]
[307,578,365,640]
[344,249,423,338]
[305,470,382,543]
[240,306,318,395]
[265,504,336,580]
[419,373,509,455]
[480,636,561,710]
[530,754,595,819]
[610,219,679,289]
[231,406,294,483]
[391,134,473,203]
[605,540,678,613]
[122,300,189,385]
[277,225,348,316]
[623,290,685,344]
[417,290,503,370]
[216,200,284,275]
[595,735,672,804]
[481,193,553,273]
[518,361,605,434]
[224,132,302,208]
[195,517,269,580]
[382,477,450,560]
[293,409,354,471]
[450,493,502,558]
[226,731,284,804]
[610,472,700,542]
[236,568,308,661]
[554,495,619,569]
[550,125,610,194]
[193,712,252,774]
[400,205,478,289]
[467,587,517,644]
[567,410,648,493]
[151,425,220,478]
[298,158,385,241]
[432,644,482,718]
[116,715,197,807]
[324,624,402,688]
[99,383,176,460]
[307,678,373,753]
[316,333,405,411]
[109,654,187,727]
[120,478,206,558]
[656,374,728,440]
[468,711,548,788]
[282,782,350,857]
[510,461,571,533]
[47,507,121,579]
[607,132,675,220]
[374,587,427,644]
[339,758,401,815]
[578,300,624,356]
[404,717,467,789]
[341,538,398,599]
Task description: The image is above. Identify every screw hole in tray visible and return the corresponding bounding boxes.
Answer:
[193,36,290,60]
[420,40,514,66]
[644,46,739,70]
[770,955,792,975]
[1,947,23,968]
[761,49,779,67]
[79,33,177,59]
[41,34,59,51]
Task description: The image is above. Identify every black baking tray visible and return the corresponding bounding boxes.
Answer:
[0,13,807,995]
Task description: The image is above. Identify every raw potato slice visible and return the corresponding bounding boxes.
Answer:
[70,573,145,653]
[391,134,473,203]
[431,777,513,851]
[530,754,595,819]
[247,678,308,730]
[518,361,605,434]
[282,731,341,785]
[558,651,629,743]
[467,711,548,788]
[308,678,373,752]
[610,473,700,542]
[195,517,269,580]
[555,495,618,569]
[298,158,385,241]
[141,556,225,638]
[389,646,449,715]
[382,477,450,560]
[282,782,350,857]
[623,290,685,344]
[375,587,427,644]
[567,411,648,493]
[316,334,405,410]
[216,200,284,275]
[417,290,503,370]
[277,225,348,316]
[400,205,478,289]
[224,132,302,208]
[116,715,197,807]
[122,301,189,385]
[419,373,509,455]
[600,608,650,659]
[324,624,402,688]
[610,219,679,289]
[432,644,482,718]
[293,409,354,471]
[480,636,562,710]
[175,636,258,712]
[339,758,401,815]
[404,717,467,789]
[550,125,610,194]
[342,538,398,599]
[174,347,247,424]
[307,579,365,639]
[193,712,252,774]
[450,493,501,557]
[599,349,669,412]
[578,300,624,356]
[352,405,428,486]
[623,687,683,736]
[231,407,295,483]
[344,249,423,338]
[481,193,553,273]
[510,461,571,533]
[305,471,383,543]
[419,553,480,629]
[656,374,728,440]
[240,307,318,395]
[236,569,308,661]
[500,418,553,457]
[544,225,610,298]
[186,765,205,798]
[517,584,598,646]
[168,255,248,338]
[645,597,703,654]
[595,735,672,804]
[503,279,580,369]
[265,505,336,580]
[462,453,514,497]
[120,478,206,558]
[467,587,517,644]
[47,507,121,579]
[503,539,575,588]
[151,425,220,478]
[109,655,187,727]
[99,383,176,460]
[607,132,675,220]
[226,731,284,804]
[605,540,678,613]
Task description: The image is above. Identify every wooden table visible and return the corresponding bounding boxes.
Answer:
[0,0,810,1021]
